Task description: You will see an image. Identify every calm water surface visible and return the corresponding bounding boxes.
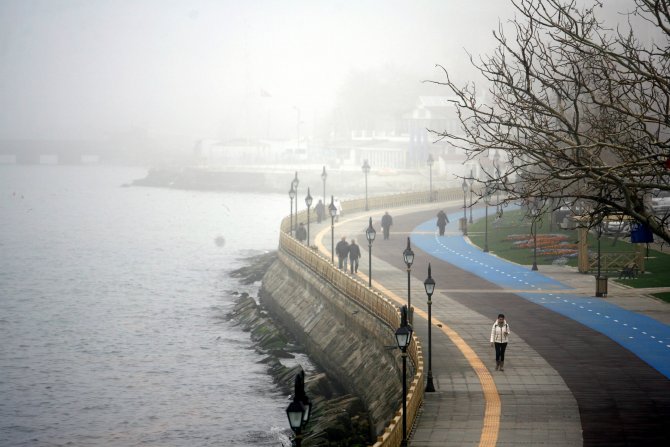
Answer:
[0,166,293,446]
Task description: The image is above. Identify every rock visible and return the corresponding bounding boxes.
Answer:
[229,252,278,284]
[226,252,372,446]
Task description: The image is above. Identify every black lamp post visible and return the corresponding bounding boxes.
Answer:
[424,263,436,392]
[321,166,327,205]
[427,154,434,202]
[289,186,296,236]
[365,217,376,287]
[468,169,474,223]
[484,191,491,253]
[461,179,468,236]
[530,199,542,271]
[292,172,300,235]
[493,151,501,208]
[395,305,413,447]
[286,372,311,447]
[596,214,607,297]
[329,195,337,264]
[362,159,371,211]
[305,188,313,246]
[403,237,415,324]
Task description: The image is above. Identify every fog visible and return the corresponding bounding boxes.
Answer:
[0,0,513,144]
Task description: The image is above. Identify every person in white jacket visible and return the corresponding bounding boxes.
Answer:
[490,314,510,371]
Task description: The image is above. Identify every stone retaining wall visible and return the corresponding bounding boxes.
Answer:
[260,251,401,436]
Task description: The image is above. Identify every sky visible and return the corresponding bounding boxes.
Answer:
[0,0,514,142]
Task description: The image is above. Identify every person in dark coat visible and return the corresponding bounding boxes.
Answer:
[315,200,325,223]
[348,238,361,274]
[437,210,449,236]
[335,236,350,271]
[381,211,393,240]
[295,222,307,244]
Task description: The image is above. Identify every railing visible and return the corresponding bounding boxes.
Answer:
[279,232,424,447]
[278,188,465,446]
[588,251,645,273]
[282,187,467,233]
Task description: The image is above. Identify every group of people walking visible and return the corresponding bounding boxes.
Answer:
[335,236,361,274]
[293,202,513,373]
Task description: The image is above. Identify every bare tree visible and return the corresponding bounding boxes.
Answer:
[428,0,670,243]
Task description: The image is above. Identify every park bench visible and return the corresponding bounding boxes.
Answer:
[618,263,639,279]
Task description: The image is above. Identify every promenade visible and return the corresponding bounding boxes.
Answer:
[311,200,670,447]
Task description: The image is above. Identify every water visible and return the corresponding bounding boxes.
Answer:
[0,166,293,446]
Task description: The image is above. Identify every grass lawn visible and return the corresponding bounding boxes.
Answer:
[652,292,670,304]
[467,209,670,288]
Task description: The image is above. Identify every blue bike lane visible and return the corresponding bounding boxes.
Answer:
[411,210,670,380]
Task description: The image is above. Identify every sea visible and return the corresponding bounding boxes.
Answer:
[0,165,297,447]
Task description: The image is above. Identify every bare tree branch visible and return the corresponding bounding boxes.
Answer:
[427,0,670,243]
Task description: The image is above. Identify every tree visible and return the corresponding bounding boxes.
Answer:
[428,0,670,243]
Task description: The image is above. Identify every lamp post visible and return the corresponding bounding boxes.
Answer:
[292,172,300,235]
[468,169,474,223]
[461,179,468,236]
[493,151,501,209]
[424,263,436,392]
[285,372,311,447]
[427,154,434,202]
[305,188,313,246]
[595,214,607,297]
[484,191,491,252]
[530,199,542,271]
[365,217,376,287]
[395,305,413,447]
[329,195,337,264]
[289,186,296,236]
[362,159,371,211]
[403,237,415,324]
[321,166,327,205]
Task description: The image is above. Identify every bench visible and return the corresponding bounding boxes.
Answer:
[619,264,639,279]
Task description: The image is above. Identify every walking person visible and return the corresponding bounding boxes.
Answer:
[348,238,361,274]
[381,211,393,240]
[335,236,350,271]
[333,197,343,222]
[315,199,325,224]
[490,314,510,371]
[436,210,449,236]
[295,222,307,244]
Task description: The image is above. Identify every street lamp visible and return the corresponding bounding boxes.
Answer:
[305,188,313,246]
[493,151,501,209]
[395,305,413,447]
[289,185,296,236]
[461,179,468,236]
[530,199,543,271]
[427,154,434,202]
[469,169,474,223]
[403,237,415,324]
[484,190,491,253]
[424,263,436,392]
[286,372,311,447]
[292,172,300,235]
[365,217,376,287]
[362,159,371,211]
[329,195,337,264]
[321,166,327,205]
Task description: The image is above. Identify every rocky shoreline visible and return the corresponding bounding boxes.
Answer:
[227,252,371,446]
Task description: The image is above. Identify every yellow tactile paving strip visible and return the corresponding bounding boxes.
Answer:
[314,219,501,447]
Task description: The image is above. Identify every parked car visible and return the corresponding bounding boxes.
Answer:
[603,220,631,235]
[602,214,632,235]
[651,190,670,215]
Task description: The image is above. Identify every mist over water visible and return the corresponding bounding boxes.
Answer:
[0,166,291,446]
